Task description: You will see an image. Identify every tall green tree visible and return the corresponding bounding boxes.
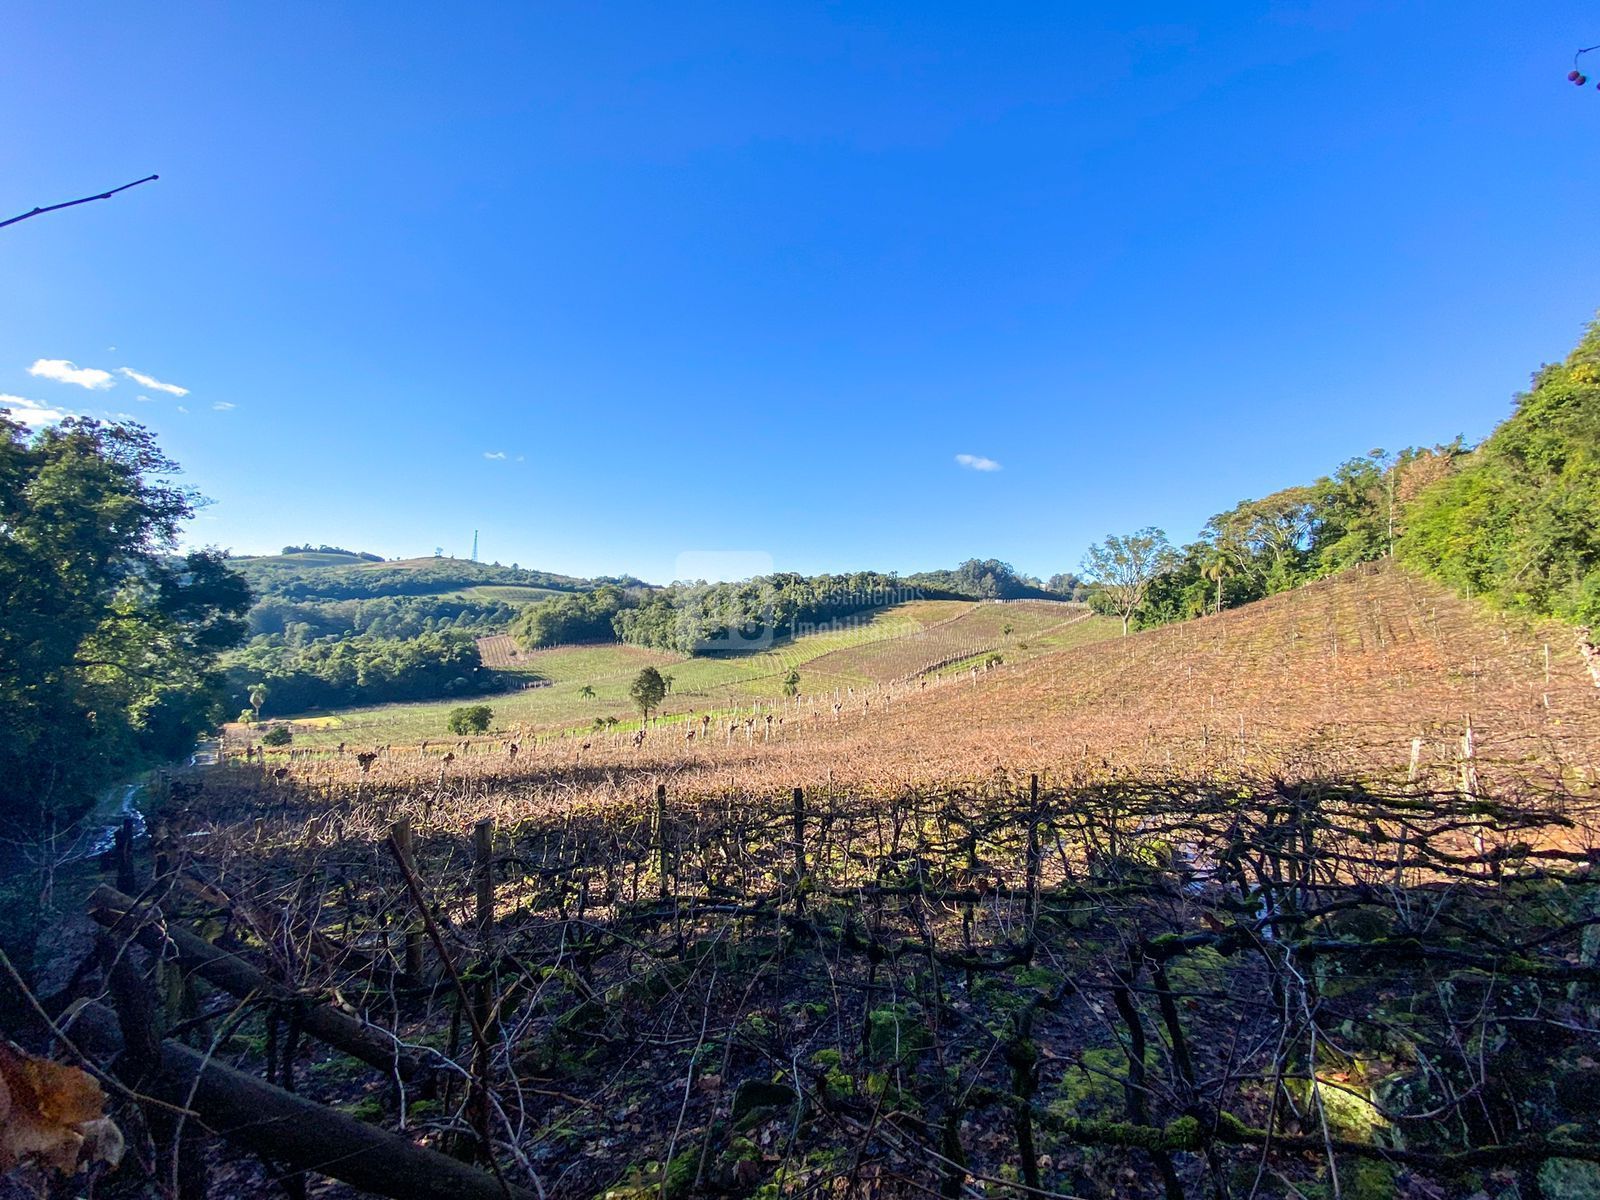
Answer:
[0,415,249,970]
[629,666,667,724]
[0,416,250,828]
[1081,529,1179,636]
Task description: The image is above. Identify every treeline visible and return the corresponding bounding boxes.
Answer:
[1107,316,1598,631]
[220,549,624,713]
[226,631,486,715]
[509,584,635,646]
[235,558,585,603]
[1126,446,1459,627]
[514,572,940,654]
[279,543,384,560]
[1400,320,1599,624]
[511,562,1088,655]
[903,558,1083,600]
[249,594,520,642]
[616,572,943,654]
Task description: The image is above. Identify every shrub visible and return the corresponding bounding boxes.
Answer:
[447,704,493,735]
[261,725,293,747]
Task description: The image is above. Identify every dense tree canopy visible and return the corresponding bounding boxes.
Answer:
[0,416,250,838]
[510,584,633,648]
[224,630,485,713]
[629,666,667,722]
[904,559,1054,599]
[1105,319,1597,633]
[1127,446,1463,630]
[246,593,519,643]
[1399,320,1600,624]
[613,571,948,654]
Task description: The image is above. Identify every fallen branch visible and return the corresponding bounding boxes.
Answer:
[88,885,424,1080]
[66,1002,532,1200]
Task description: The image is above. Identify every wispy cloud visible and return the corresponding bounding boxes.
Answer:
[119,367,188,396]
[483,450,508,460]
[955,453,1002,472]
[211,401,236,411]
[28,358,113,390]
[1,394,72,427]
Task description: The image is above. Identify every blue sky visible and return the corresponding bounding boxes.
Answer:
[2,2,1596,584]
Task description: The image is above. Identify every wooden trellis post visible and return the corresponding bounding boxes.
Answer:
[655,783,670,899]
[792,786,807,915]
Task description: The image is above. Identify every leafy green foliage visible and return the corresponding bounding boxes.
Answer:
[446,704,493,735]
[246,592,521,643]
[260,724,292,747]
[615,571,954,654]
[511,584,634,648]
[1128,444,1463,630]
[225,630,485,712]
[1400,320,1600,623]
[0,416,249,837]
[1081,528,1179,635]
[229,552,593,603]
[628,667,666,721]
[902,559,1054,599]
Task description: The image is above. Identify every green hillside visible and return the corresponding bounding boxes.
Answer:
[262,600,1120,747]
[1399,319,1600,623]
[222,550,630,717]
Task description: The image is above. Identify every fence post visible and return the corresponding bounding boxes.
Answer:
[394,817,424,978]
[1025,774,1041,926]
[792,786,807,916]
[473,818,496,936]
[656,784,670,900]
[470,817,497,1159]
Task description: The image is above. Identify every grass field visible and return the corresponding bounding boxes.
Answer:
[445,584,568,604]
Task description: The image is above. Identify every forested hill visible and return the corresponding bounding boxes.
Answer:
[221,551,640,716]
[230,550,610,602]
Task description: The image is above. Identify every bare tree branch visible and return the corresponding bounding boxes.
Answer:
[0,174,159,231]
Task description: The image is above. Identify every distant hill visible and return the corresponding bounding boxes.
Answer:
[230,551,599,603]
[220,551,630,714]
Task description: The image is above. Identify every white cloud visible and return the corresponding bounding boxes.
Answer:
[176,405,190,414]
[119,367,188,396]
[211,401,236,411]
[483,450,507,460]
[28,358,114,390]
[1,394,72,427]
[955,453,1002,472]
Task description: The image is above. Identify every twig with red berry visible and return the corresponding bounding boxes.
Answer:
[1568,43,1600,89]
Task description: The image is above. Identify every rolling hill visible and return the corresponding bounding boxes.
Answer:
[259,563,1600,807]
[253,598,1123,747]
